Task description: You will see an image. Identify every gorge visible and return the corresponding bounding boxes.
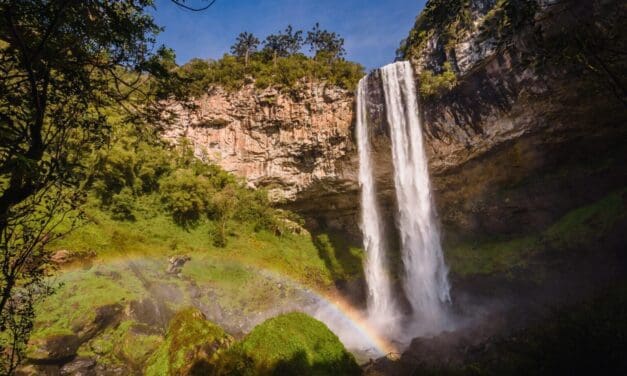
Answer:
[4,0,626,375]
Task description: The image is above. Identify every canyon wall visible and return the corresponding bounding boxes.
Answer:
[163,0,626,240]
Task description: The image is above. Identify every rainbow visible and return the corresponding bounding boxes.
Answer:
[312,289,400,357]
[54,252,400,358]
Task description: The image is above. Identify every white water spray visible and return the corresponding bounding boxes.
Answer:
[356,77,399,329]
[357,61,451,335]
[381,61,450,328]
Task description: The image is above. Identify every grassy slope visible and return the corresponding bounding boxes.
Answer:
[29,203,364,367]
[445,188,626,278]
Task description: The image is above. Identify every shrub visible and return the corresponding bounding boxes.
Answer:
[109,188,136,221]
[145,308,234,376]
[419,62,457,97]
[178,52,364,95]
[216,312,360,375]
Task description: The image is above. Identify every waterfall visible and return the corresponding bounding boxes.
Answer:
[356,77,399,328]
[356,61,450,334]
[380,61,450,327]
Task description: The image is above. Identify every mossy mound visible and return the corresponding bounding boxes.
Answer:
[145,308,233,376]
[218,312,360,376]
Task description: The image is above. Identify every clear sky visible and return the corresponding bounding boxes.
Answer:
[150,0,427,71]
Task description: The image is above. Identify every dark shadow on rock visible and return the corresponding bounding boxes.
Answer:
[271,350,362,376]
[311,229,367,305]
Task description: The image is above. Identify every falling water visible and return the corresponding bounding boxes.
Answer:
[380,61,450,327]
[356,61,451,336]
[355,77,399,329]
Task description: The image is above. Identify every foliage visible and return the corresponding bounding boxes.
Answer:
[0,1,189,372]
[145,307,233,376]
[263,25,304,63]
[446,189,626,278]
[398,0,471,61]
[216,312,361,375]
[397,0,540,99]
[87,125,282,246]
[313,232,364,283]
[419,62,457,97]
[305,23,346,61]
[178,25,363,96]
[231,32,260,66]
[179,53,363,95]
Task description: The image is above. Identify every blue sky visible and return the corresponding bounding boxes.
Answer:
[150,0,426,71]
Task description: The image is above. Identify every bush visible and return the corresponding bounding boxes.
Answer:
[86,123,286,246]
[216,312,360,375]
[160,169,214,227]
[109,188,136,221]
[178,53,364,96]
[419,62,457,97]
[145,308,234,376]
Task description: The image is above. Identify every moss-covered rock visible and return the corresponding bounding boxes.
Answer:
[217,312,360,376]
[145,307,233,376]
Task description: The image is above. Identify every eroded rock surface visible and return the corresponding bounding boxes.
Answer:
[161,1,625,242]
[162,83,358,205]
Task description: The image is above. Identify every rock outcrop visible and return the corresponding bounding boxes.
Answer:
[162,0,626,242]
[405,0,626,237]
[162,83,357,205]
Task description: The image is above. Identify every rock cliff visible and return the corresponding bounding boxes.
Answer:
[162,0,626,242]
[162,83,357,204]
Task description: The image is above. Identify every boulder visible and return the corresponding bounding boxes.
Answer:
[28,334,81,363]
[166,255,191,276]
[59,356,96,376]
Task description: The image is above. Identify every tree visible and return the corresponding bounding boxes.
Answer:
[305,23,346,61]
[0,1,183,373]
[263,25,303,64]
[230,32,260,66]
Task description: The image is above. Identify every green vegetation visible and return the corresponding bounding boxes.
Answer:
[178,24,363,96]
[446,189,626,277]
[0,1,186,370]
[313,232,364,283]
[179,53,363,95]
[78,124,283,249]
[146,308,233,376]
[218,312,361,375]
[400,0,538,61]
[398,0,538,98]
[419,61,458,97]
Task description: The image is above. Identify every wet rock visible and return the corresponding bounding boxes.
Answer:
[28,334,81,363]
[50,250,96,266]
[115,324,163,368]
[59,356,96,376]
[166,254,191,276]
[145,308,234,375]
[77,304,123,340]
[129,298,172,330]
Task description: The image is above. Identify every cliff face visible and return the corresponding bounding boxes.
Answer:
[162,83,358,206]
[163,0,626,241]
[405,0,626,238]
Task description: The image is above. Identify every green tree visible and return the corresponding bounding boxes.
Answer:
[305,23,346,61]
[262,25,303,64]
[0,1,184,372]
[230,32,260,66]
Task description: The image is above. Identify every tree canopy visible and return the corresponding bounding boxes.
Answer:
[0,1,186,372]
[305,22,346,61]
[230,31,260,66]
